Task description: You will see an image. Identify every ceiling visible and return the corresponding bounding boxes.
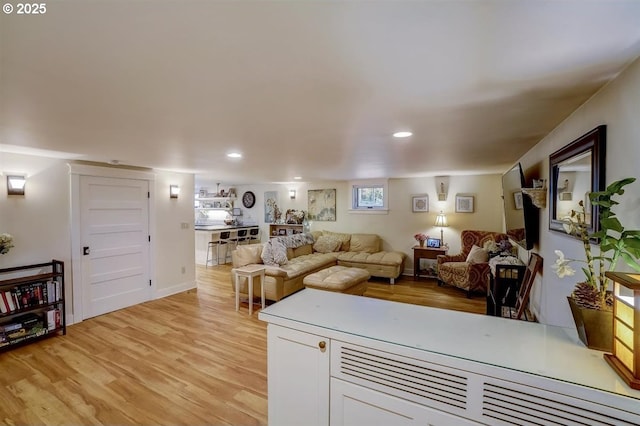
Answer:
[2,1,640,185]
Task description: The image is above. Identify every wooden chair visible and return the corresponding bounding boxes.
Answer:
[502,253,543,320]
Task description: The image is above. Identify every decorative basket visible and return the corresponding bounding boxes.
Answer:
[521,188,547,209]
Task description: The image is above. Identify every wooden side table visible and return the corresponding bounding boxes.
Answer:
[234,264,266,315]
[412,246,447,280]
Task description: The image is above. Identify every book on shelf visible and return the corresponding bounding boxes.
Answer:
[1,291,15,313]
[0,322,22,333]
[46,309,61,331]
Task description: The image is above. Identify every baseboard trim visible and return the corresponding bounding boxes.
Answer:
[155,280,197,299]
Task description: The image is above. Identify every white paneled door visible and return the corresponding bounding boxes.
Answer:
[80,176,151,319]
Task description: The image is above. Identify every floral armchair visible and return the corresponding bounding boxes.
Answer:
[436,230,510,297]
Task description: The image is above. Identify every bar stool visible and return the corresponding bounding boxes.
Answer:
[206,231,232,266]
[230,229,248,246]
[247,227,260,244]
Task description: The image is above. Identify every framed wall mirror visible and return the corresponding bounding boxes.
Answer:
[549,125,606,236]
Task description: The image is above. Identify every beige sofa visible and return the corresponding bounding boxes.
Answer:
[230,231,406,302]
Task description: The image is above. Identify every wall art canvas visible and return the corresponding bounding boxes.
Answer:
[308,189,336,221]
[264,191,280,223]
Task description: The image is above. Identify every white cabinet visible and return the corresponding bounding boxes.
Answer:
[331,378,477,426]
[267,324,330,426]
[260,289,640,426]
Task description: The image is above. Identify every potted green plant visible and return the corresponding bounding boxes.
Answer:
[552,178,640,350]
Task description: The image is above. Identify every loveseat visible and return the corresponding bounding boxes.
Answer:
[230,231,406,302]
[436,229,510,297]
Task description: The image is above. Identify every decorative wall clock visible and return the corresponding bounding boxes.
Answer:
[242,191,256,208]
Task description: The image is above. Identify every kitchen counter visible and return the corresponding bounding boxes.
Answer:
[194,224,258,231]
[194,225,261,265]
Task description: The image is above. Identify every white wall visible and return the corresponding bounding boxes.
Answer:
[153,172,197,297]
[232,174,504,274]
[0,154,196,320]
[0,154,72,276]
[519,57,640,327]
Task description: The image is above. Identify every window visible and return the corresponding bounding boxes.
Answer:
[354,185,384,208]
[350,179,389,213]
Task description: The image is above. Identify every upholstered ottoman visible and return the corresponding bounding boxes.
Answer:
[303,265,370,295]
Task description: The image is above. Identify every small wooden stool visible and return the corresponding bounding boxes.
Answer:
[234,264,266,315]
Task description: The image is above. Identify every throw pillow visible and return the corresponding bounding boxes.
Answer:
[261,239,289,266]
[313,235,341,253]
[466,245,489,264]
[322,230,351,251]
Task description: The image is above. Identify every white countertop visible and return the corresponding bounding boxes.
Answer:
[259,289,640,401]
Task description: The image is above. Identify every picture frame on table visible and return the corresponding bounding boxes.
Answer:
[455,195,474,213]
[412,194,429,212]
[513,191,523,210]
[426,237,441,248]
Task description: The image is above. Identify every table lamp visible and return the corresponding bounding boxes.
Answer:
[434,211,448,244]
[604,271,640,390]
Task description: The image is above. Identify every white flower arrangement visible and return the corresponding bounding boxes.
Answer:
[551,178,640,310]
[0,233,14,255]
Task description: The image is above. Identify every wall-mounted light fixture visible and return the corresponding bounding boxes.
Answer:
[170,185,180,199]
[289,189,296,199]
[434,211,448,244]
[7,175,26,196]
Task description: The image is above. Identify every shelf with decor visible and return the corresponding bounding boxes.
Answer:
[194,196,236,211]
[0,260,66,352]
[269,224,303,237]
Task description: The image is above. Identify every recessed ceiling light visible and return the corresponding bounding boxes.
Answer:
[227,152,242,158]
[393,131,413,138]
[294,176,302,180]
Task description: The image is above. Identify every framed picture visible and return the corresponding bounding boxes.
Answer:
[412,195,429,212]
[278,229,287,236]
[426,237,441,248]
[455,195,474,213]
[513,191,523,210]
[308,188,336,221]
[286,228,294,236]
[264,191,279,223]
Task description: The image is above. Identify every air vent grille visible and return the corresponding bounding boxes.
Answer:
[337,344,468,411]
[483,382,640,426]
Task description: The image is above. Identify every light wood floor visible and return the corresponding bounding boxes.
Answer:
[0,265,485,425]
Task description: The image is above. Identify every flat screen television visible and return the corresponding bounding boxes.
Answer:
[502,162,538,250]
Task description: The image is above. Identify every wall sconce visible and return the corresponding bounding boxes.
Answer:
[169,185,180,199]
[289,189,296,199]
[7,175,26,195]
[604,271,640,390]
[434,211,448,244]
